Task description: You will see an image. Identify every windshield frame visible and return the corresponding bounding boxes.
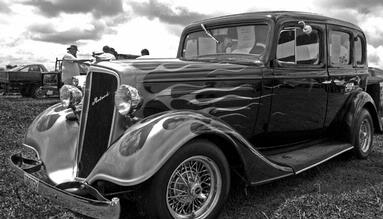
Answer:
[179,21,272,65]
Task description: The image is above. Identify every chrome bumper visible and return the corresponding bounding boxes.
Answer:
[10,153,121,219]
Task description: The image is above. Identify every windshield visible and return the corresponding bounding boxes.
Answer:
[182,24,269,63]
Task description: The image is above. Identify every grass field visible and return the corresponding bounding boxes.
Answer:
[1,96,383,218]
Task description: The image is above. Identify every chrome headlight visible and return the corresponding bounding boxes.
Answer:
[114,84,142,116]
[60,85,83,108]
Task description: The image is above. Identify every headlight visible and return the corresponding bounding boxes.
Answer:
[114,84,142,116]
[60,85,83,108]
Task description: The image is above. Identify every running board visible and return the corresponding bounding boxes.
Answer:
[266,141,354,174]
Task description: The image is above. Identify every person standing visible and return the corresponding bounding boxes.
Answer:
[93,45,116,62]
[141,48,149,56]
[62,45,90,85]
[137,48,151,59]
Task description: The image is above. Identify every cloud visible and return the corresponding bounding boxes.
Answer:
[27,21,107,44]
[0,51,52,66]
[23,0,123,18]
[0,1,11,14]
[105,13,132,27]
[319,0,383,14]
[129,0,209,26]
[314,5,383,48]
[367,45,383,68]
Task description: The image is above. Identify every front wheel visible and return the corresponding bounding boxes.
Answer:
[352,108,374,159]
[31,86,45,98]
[144,139,230,219]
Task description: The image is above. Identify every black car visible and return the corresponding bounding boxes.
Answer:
[10,11,383,218]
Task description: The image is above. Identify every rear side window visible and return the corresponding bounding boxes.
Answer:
[329,30,351,66]
[277,28,320,65]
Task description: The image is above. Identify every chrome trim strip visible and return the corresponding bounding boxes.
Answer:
[250,173,294,186]
[144,76,263,83]
[75,73,93,176]
[295,146,353,174]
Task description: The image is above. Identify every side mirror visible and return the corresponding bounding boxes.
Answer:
[298,21,312,35]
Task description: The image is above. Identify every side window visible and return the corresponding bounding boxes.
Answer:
[354,36,364,65]
[29,65,39,72]
[19,67,28,72]
[329,30,351,66]
[277,28,320,65]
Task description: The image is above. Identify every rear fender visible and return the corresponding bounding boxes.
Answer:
[86,111,293,186]
[337,91,382,136]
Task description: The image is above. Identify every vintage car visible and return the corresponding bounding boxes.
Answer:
[10,11,383,218]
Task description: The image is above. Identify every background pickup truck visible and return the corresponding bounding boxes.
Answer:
[0,64,48,97]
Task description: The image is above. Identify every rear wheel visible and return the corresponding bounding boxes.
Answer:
[351,108,374,159]
[143,139,230,219]
[20,85,31,97]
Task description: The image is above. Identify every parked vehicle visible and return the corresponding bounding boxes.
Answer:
[0,64,48,97]
[369,67,383,78]
[10,11,383,218]
[0,59,92,98]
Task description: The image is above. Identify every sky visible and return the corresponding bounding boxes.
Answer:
[1,0,383,70]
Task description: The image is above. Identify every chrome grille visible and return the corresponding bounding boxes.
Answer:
[77,71,118,177]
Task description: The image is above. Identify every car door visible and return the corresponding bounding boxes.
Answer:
[24,65,41,81]
[257,22,328,148]
[325,25,365,127]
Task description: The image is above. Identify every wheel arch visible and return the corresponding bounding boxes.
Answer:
[332,90,382,141]
[85,111,253,186]
[193,133,248,183]
[362,101,382,133]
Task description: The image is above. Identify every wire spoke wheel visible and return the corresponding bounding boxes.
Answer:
[166,155,222,219]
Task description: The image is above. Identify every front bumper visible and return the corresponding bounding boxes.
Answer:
[10,153,121,219]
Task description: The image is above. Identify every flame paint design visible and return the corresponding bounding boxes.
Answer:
[143,80,273,132]
[129,60,269,134]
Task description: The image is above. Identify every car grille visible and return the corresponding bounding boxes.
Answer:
[77,71,118,177]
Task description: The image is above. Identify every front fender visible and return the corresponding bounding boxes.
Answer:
[24,103,79,184]
[86,111,293,186]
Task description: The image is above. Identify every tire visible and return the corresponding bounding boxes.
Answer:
[20,85,31,97]
[143,139,230,219]
[31,86,45,98]
[351,108,374,159]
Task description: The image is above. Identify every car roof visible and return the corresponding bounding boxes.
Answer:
[185,11,362,31]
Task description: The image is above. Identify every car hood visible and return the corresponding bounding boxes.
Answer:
[92,58,264,119]
[94,57,263,84]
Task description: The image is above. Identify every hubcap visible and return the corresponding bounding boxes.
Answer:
[166,156,222,219]
[359,119,371,153]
